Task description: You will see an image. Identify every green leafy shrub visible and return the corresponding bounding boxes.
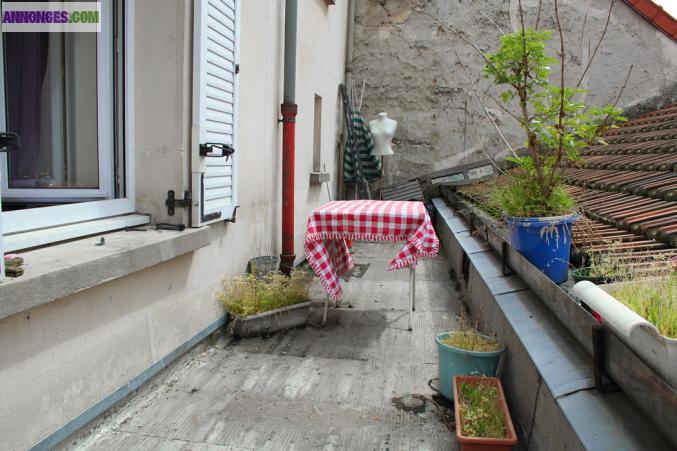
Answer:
[482,28,625,217]
[218,271,311,317]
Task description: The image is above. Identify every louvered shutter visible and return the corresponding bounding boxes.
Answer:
[191,0,239,226]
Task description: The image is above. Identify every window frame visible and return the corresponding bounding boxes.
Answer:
[0,1,114,202]
[0,0,136,237]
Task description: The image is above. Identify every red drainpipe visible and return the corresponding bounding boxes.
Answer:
[280,103,298,275]
[280,0,298,276]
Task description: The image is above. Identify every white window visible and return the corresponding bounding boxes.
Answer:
[0,1,143,268]
[191,0,240,226]
[0,17,113,202]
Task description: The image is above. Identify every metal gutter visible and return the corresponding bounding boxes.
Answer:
[439,187,677,447]
[433,197,674,449]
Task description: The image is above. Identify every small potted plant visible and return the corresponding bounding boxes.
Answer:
[482,26,624,283]
[571,249,630,284]
[218,270,312,338]
[454,375,518,451]
[571,239,673,284]
[436,331,505,401]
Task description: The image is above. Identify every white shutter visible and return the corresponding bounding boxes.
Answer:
[192,0,240,226]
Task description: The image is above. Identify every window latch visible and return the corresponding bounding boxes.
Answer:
[199,143,235,160]
[0,132,20,152]
[165,190,191,216]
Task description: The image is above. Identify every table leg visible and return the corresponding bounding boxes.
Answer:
[323,298,329,326]
[408,266,415,331]
[412,267,416,312]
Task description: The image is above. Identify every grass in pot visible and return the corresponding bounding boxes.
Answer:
[218,270,312,337]
[571,225,674,284]
[571,245,632,284]
[436,331,505,401]
[481,24,625,283]
[453,376,517,451]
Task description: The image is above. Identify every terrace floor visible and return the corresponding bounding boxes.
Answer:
[62,243,461,450]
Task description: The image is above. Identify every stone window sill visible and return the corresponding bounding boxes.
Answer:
[0,225,212,320]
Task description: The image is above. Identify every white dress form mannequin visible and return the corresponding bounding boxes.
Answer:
[369,112,397,156]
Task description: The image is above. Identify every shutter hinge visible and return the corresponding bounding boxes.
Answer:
[235,63,240,74]
[165,190,191,216]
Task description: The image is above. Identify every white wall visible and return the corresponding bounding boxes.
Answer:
[0,1,349,449]
[295,0,349,254]
[238,0,349,259]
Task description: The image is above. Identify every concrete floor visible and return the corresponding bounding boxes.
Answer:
[65,243,461,450]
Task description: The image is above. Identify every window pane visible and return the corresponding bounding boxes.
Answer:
[4,32,99,189]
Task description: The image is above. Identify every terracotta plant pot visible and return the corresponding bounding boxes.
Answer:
[453,375,518,451]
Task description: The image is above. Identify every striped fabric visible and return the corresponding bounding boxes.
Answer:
[343,110,382,182]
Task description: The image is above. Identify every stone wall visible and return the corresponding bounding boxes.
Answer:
[352,0,677,185]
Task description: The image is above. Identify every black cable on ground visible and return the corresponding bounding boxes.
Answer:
[410,378,456,433]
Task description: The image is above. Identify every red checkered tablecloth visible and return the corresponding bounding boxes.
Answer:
[304,200,440,301]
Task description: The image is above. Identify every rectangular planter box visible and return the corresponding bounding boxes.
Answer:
[231,301,312,338]
[453,375,518,451]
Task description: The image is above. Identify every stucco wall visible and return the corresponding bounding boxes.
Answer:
[352,0,677,185]
[0,1,348,449]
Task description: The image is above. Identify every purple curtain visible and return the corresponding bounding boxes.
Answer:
[5,32,49,183]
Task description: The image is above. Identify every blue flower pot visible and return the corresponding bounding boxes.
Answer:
[435,332,505,401]
[506,214,578,284]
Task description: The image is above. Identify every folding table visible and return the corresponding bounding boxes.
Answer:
[304,200,440,330]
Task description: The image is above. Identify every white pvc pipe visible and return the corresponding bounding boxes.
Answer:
[572,281,655,337]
